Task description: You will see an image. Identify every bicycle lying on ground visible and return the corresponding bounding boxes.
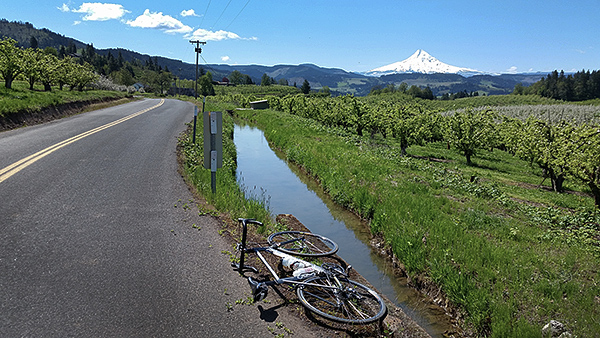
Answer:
[231,218,387,325]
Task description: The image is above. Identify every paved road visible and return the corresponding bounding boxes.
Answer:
[0,99,317,337]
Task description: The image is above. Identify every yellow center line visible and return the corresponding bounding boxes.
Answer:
[0,99,165,184]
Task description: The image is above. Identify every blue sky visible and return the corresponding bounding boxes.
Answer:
[3,1,599,74]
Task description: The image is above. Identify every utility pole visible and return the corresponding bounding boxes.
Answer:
[189,40,206,144]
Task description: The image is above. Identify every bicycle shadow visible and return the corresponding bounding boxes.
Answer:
[256,289,293,322]
[257,304,279,322]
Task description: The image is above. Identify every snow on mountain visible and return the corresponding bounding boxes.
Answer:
[365,49,482,77]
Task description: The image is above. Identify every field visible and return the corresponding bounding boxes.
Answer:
[186,92,600,337]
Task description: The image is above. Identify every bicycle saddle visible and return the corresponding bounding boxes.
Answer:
[247,277,268,302]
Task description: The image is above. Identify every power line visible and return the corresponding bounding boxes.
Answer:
[200,54,218,74]
[212,0,233,28]
[199,0,211,28]
[225,0,251,30]
[200,54,211,66]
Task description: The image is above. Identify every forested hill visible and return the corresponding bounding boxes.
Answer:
[1,19,549,96]
[0,19,87,51]
[0,19,196,80]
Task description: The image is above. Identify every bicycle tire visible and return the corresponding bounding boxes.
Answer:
[296,276,387,324]
[267,231,338,257]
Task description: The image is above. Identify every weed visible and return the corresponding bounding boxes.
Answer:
[198,207,219,217]
[221,250,238,264]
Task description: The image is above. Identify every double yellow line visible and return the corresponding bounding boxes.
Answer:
[0,99,164,184]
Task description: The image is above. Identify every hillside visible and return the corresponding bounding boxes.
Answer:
[1,19,544,96]
[0,19,86,51]
[379,72,546,96]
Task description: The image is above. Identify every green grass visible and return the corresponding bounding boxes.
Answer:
[0,81,129,117]
[178,99,273,225]
[230,107,600,337]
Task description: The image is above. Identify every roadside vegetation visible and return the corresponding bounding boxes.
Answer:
[177,100,272,224]
[0,80,130,117]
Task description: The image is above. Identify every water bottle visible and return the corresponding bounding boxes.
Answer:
[293,267,316,277]
[282,256,308,270]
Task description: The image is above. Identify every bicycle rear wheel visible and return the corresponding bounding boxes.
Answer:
[296,276,387,324]
[267,231,338,257]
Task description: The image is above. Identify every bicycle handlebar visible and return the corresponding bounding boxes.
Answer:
[237,218,263,226]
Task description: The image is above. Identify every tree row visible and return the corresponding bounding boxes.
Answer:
[0,38,97,91]
[264,93,600,207]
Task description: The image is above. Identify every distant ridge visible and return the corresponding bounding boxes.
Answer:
[366,50,482,77]
[0,19,546,96]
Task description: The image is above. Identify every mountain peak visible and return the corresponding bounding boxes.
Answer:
[411,49,431,59]
[366,49,481,77]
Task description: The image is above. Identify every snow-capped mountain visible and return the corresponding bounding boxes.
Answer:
[365,50,482,77]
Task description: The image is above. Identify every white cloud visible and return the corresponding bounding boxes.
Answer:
[181,9,199,17]
[221,56,230,61]
[58,3,70,12]
[71,2,130,21]
[188,28,257,42]
[506,66,518,74]
[127,9,193,34]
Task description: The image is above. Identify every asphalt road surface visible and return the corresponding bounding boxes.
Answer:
[0,99,318,337]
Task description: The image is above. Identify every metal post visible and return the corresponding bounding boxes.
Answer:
[210,112,217,194]
[203,111,222,194]
[199,97,205,172]
[192,106,198,143]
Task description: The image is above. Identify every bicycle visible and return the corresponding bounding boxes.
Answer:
[231,218,387,325]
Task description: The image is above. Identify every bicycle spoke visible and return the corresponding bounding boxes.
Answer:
[297,276,386,324]
[341,295,372,321]
[303,290,338,308]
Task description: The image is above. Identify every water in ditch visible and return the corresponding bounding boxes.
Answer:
[234,123,456,337]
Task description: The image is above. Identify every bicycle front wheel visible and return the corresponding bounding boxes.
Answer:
[267,231,338,257]
[296,276,387,324]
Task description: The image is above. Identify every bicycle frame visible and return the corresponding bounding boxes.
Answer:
[232,219,339,289]
[231,219,387,325]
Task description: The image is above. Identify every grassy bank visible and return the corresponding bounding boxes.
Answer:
[232,107,599,337]
[177,100,272,225]
[0,81,129,117]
